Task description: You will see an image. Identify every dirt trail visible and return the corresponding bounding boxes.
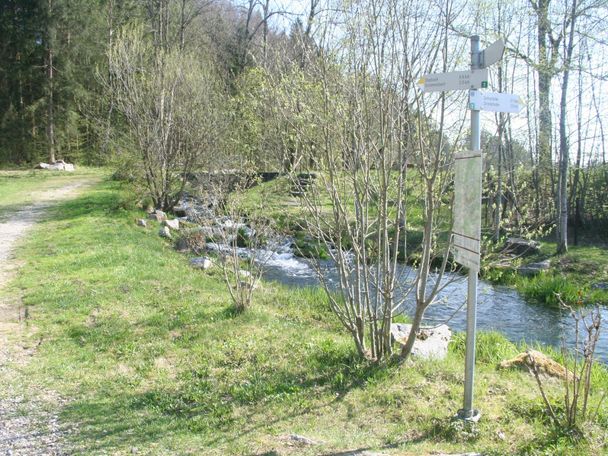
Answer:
[0,178,96,455]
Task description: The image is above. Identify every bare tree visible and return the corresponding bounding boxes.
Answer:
[269,0,464,362]
[105,24,223,210]
[508,0,606,252]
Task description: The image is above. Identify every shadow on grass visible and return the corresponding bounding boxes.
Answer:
[61,396,184,453]
[58,341,394,453]
[39,183,128,223]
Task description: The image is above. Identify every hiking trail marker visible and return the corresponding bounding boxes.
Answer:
[469,90,524,114]
[418,69,489,93]
[416,36,524,423]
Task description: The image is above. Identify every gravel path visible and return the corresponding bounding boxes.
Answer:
[0,179,95,455]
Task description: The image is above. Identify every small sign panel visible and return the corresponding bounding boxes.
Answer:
[418,69,489,93]
[480,39,505,68]
[453,151,482,270]
[469,90,524,114]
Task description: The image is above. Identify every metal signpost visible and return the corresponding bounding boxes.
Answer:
[457,35,483,422]
[480,38,505,68]
[419,35,521,422]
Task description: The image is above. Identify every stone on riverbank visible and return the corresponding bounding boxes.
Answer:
[163,219,180,230]
[504,238,541,256]
[499,350,574,380]
[518,259,551,276]
[149,210,167,222]
[390,324,451,359]
[159,226,171,239]
[137,219,147,228]
[190,257,213,270]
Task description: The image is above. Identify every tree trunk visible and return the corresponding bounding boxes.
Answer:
[535,0,552,209]
[557,0,578,254]
[46,0,56,164]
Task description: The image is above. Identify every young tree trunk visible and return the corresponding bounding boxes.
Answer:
[494,61,505,241]
[46,0,56,163]
[557,0,578,254]
[535,0,552,206]
[571,54,584,245]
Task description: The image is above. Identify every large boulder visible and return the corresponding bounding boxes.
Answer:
[391,323,452,359]
[518,259,551,277]
[503,237,541,256]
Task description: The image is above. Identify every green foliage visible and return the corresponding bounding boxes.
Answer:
[106,24,225,210]
[519,275,583,306]
[293,233,330,260]
[450,331,519,365]
[482,241,608,306]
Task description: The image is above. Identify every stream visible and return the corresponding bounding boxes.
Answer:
[179,193,606,363]
[256,240,608,363]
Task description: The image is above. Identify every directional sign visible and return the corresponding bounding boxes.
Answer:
[452,151,482,270]
[469,90,524,114]
[480,39,505,68]
[418,69,488,93]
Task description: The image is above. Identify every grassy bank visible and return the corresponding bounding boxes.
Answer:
[483,241,608,307]
[2,177,607,454]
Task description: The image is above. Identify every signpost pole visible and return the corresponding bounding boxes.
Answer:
[458,35,481,422]
[418,35,511,422]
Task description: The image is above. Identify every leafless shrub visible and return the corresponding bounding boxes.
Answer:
[530,295,604,434]
[214,184,273,313]
[267,0,465,362]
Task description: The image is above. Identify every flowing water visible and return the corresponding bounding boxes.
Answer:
[256,241,607,362]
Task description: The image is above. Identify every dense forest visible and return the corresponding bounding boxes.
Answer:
[1,0,607,251]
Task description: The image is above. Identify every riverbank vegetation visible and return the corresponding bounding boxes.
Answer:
[235,175,608,307]
[2,178,606,454]
[2,0,607,252]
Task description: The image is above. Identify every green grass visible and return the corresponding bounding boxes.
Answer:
[2,178,607,455]
[0,167,105,220]
[482,240,608,307]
